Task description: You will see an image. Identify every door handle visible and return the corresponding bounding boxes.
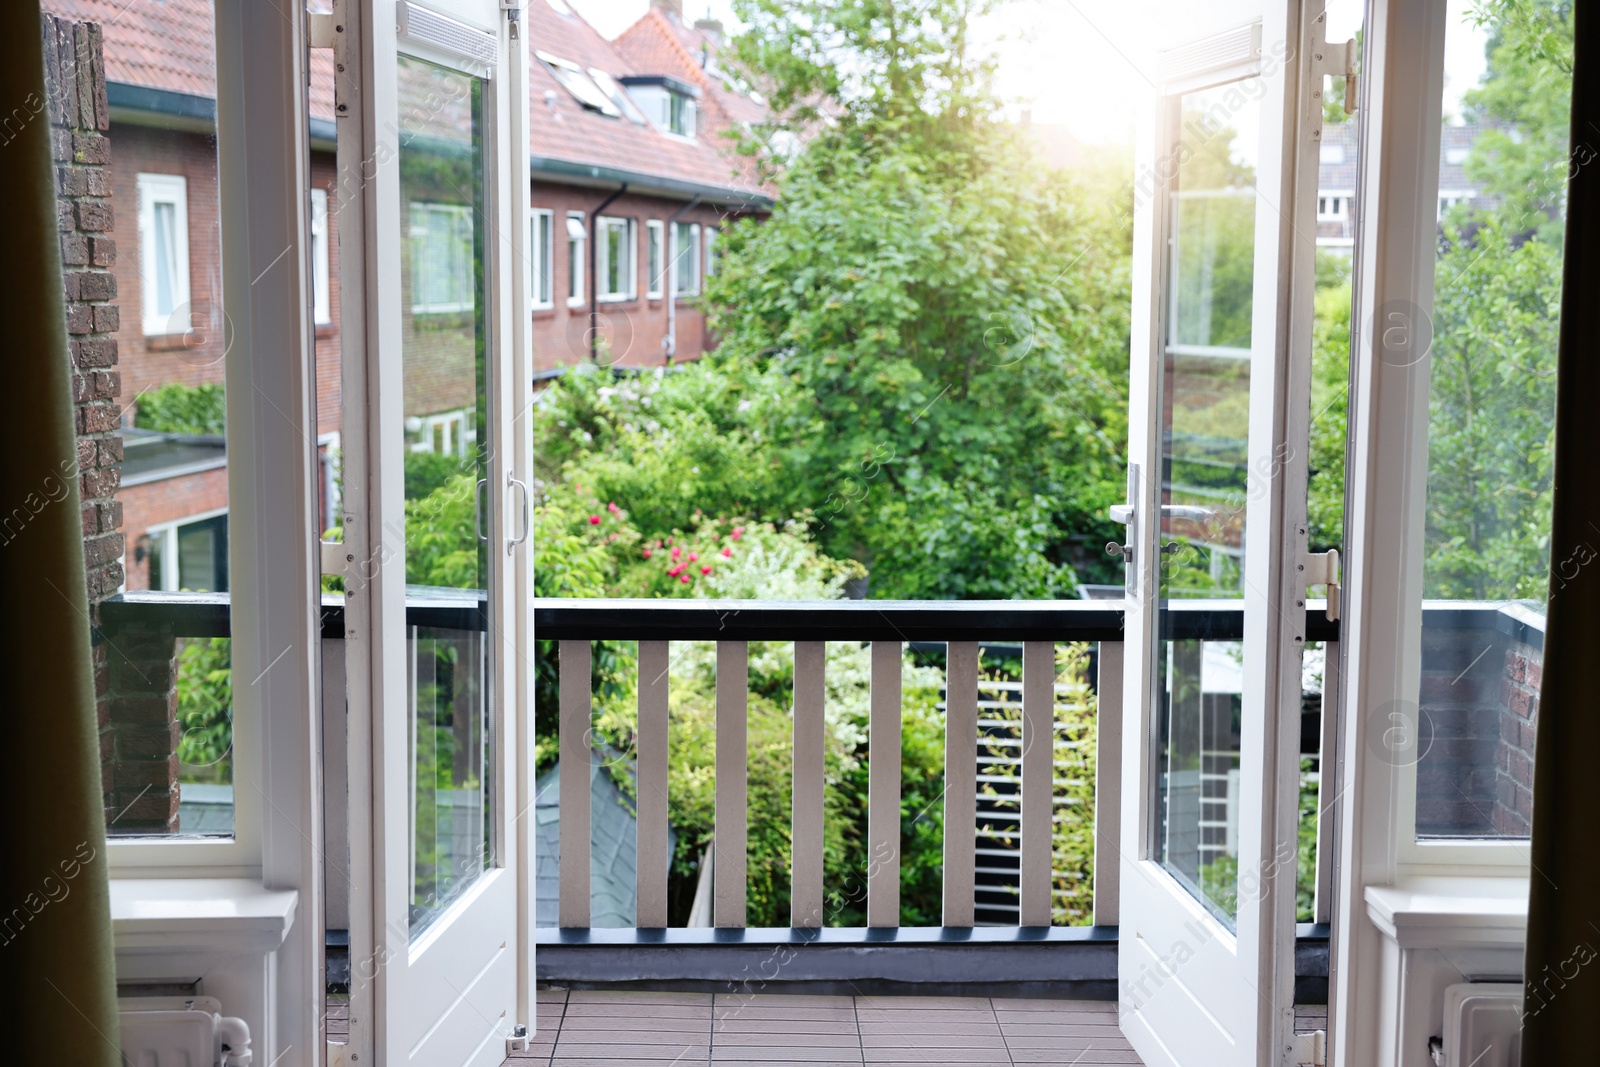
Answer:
[507,474,530,555]
[475,478,488,542]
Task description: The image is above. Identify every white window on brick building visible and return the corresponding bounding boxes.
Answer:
[310,187,331,324]
[596,216,636,301]
[409,200,475,314]
[144,509,230,593]
[672,220,700,296]
[136,172,191,336]
[567,212,586,306]
[530,208,554,308]
[646,219,665,299]
[1316,191,1351,221]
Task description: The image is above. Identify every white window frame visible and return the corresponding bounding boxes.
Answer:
[1316,190,1352,222]
[537,51,620,116]
[704,226,719,279]
[567,211,587,307]
[310,188,331,324]
[646,219,665,299]
[409,200,475,315]
[1437,189,1476,218]
[406,407,475,458]
[673,220,701,296]
[595,215,636,302]
[530,208,554,309]
[137,173,192,336]
[143,506,231,593]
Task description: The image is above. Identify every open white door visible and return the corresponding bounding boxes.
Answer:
[1116,2,1336,1064]
[335,1,531,1064]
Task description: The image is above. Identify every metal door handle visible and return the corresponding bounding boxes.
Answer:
[507,474,530,554]
[475,478,488,542]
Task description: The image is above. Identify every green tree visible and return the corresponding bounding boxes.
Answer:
[135,381,226,435]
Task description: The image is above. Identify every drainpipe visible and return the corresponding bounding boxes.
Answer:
[663,195,702,364]
[588,183,628,363]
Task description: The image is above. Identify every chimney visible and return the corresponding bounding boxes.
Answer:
[695,17,724,45]
[650,0,683,20]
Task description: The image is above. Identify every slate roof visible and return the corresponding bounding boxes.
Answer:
[534,749,675,928]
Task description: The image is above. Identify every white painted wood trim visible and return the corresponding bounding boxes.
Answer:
[1093,641,1123,926]
[791,641,826,928]
[867,641,902,928]
[558,640,591,928]
[1020,641,1054,927]
[635,641,670,929]
[714,641,748,927]
[942,641,979,927]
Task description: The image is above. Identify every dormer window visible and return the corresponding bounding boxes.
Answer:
[588,68,647,125]
[620,75,700,138]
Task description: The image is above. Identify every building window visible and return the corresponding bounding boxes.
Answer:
[596,216,636,302]
[1438,190,1476,218]
[146,511,230,593]
[704,227,719,279]
[409,201,475,314]
[406,408,474,458]
[567,213,586,306]
[588,68,647,124]
[538,51,620,116]
[646,219,664,299]
[673,220,701,296]
[1316,193,1350,222]
[137,173,191,336]
[310,188,331,324]
[621,78,699,139]
[531,209,554,309]
[668,92,696,137]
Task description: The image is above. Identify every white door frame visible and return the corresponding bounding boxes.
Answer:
[337,1,531,1064]
[1118,2,1322,1063]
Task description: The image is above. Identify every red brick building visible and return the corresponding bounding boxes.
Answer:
[40,0,770,593]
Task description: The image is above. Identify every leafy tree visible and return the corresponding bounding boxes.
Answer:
[135,381,226,436]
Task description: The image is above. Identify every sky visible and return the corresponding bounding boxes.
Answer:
[566,0,1491,146]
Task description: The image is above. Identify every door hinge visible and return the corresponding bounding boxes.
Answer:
[321,539,349,581]
[1310,11,1358,113]
[1285,1029,1326,1067]
[506,1023,530,1054]
[1301,548,1340,621]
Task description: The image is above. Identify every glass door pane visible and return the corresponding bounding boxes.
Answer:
[1153,81,1262,929]
[396,54,493,936]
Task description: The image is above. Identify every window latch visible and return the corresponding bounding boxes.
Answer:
[320,538,348,582]
[1301,548,1341,622]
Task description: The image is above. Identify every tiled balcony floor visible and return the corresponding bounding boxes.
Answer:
[505,989,1146,1066]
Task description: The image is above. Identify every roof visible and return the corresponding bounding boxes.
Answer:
[534,750,677,928]
[40,0,337,125]
[528,1,768,205]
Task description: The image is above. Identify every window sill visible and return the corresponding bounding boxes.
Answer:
[144,331,196,351]
[110,877,298,956]
[314,322,336,338]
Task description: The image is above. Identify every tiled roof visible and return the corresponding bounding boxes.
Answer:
[40,0,337,122]
[529,0,765,202]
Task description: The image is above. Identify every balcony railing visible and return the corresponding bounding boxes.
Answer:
[100,590,1543,997]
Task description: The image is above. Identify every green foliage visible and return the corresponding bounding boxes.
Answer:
[135,382,226,436]
[175,637,232,782]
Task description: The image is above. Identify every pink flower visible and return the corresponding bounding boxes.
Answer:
[701,565,712,575]
[679,574,691,584]
[668,564,683,577]
[588,515,601,525]
[671,546,681,560]
[688,553,698,562]
[608,502,620,514]
[643,549,653,559]
[721,547,732,558]
[732,527,744,540]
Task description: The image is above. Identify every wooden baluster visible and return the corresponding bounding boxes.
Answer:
[558,639,591,928]
[1020,641,1054,926]
[715,641,748,927]
[1093,640,1123,926]
[791,641,826,928]
[942,641,979,927]
[867,640,902,928]
[636,640,670,928]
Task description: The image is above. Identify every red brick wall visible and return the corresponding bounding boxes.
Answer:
[531,181,749,373]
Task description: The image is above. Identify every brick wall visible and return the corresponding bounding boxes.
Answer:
[1415,612,1542,838]
[530,181,748,373]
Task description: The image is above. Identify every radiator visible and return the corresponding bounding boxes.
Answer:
[1432,983,1522,1067]
[118,996,252,1067]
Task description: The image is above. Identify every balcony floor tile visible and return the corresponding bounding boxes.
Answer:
[509,990,1146,1067]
